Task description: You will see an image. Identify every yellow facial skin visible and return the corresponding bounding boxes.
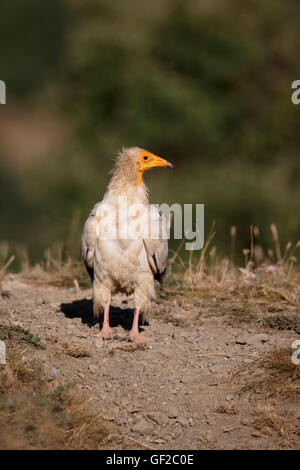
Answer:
[136,150,174,186]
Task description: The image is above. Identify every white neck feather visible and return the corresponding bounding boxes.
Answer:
[104,149,149,205]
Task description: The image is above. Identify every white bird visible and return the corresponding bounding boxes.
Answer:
[81,147,174,342]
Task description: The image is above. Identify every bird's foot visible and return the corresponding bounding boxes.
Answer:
[89,325,115,339]
[128,330,153,343]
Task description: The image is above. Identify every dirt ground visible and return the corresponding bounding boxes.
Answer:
[0,273,299,449]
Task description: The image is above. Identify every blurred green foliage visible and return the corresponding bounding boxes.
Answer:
[0,0,300,262]
[0,0,67,98]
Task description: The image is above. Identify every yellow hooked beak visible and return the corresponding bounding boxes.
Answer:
[136,150,174,185]
[147,154,175,170]
[137,150,174,172]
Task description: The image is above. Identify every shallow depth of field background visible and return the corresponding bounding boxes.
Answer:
[0,0,300,263]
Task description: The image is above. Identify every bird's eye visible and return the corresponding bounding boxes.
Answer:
[143,155,149,160]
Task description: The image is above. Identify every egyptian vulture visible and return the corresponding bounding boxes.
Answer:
[81,147,174,342]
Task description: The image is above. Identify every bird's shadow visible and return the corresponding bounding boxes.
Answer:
[60,298,146,331]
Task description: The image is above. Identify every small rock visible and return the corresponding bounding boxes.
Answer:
[48,367,60,380]
[223,426,235,433]
[147,411,169,425]
[72,318,82,327]
[102,414,115,422]
[206,418,216,426]
[241,418,249,426]
[252,334,270,344]
[226,394,234,401]
[177,416,189,427]
[235,339,247,345]
[76,333,88,338]
[208,378,219,386]
[131,418,154,435]
[166,405,178,418]
[153,438,165,444]
[88,364,98,374]
[251,430,262,437]
[95,338,104,349]
[242,334,270,347]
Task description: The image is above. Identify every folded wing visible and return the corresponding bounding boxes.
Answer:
[80,202,103,281]
[143,206,169,284]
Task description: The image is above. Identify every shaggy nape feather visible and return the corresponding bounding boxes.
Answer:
[107,147,147,195]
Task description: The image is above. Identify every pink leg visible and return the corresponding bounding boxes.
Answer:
[128,309,153,343]
[89,305,115,339]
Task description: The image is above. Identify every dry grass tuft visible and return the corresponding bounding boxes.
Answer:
[2,242,90,289]
[2,223,300,311]
[252,404,300,447]
[0,325,46,349]
[236,348,300,448]
[164,223,300,332]
[25,258,89,289]
[263,314,300,334]
[215,403,237,415]
[0,324,110,450]
[264,349,300,381]
[253,405,285,436]
[62,342,92,358]
[109,342,150,353]
[0,254,15,291]
[239,348,300,399]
